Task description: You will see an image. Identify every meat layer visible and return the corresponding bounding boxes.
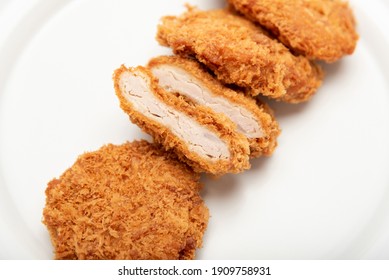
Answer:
[114,65,250,175]
[148,55,280,157]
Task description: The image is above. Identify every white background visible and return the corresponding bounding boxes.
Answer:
[0,0,388,259]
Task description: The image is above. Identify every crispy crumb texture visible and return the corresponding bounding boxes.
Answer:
[113,65,251,175]
[157,8,323,103]
[228,0,358,62]
[43,140,209,260]
[148,55,281,157]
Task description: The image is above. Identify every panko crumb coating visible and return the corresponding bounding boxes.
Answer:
[228,0,358,62]
[43,141,209,260]
[113,65,251,175]
[157,8,323,103]
[148,55,280,157]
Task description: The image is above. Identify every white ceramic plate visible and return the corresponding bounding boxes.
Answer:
[1,0,388,259]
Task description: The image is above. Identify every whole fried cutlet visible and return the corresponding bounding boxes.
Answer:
[148,55,280,157]
[43,140,209,260]
[113,65,251,175]
[157,8,323,103]
[228,0,358,62]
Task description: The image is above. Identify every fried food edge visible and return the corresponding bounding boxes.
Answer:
[43,140,209,260]
[113,65,251,175]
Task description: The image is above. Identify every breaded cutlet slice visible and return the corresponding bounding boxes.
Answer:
[228,0,358,62]
[148,55,280,157]
[113,65,250,175]
[157,8,323,103]
[43,140,209,260]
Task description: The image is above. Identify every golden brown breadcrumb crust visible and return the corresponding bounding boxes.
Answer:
[228,0,358,62]
[156,8,323,103]
[148,55,280,157]
[113,65,251,175]
[43,141,209,260]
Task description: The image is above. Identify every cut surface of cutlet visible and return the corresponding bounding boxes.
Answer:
[148,55,280,158]
[228,0,358,62]
[42,140,209,260]
[113,65,250,175]
[157,8,324,103]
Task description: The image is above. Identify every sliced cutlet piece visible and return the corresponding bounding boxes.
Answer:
[228,0,358,62]
[148,55,280,157]
[157,8,323,103]
[43,140,209,260]
[113,65,250,175]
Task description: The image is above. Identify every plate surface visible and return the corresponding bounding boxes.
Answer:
[1,0,389,259]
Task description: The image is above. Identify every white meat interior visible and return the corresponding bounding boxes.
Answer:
[119,70,230,160]
[151,65,263,138]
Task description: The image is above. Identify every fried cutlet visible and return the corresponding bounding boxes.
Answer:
[228,0,358,62]
[157,8,323,103]
[42,140,209,260]
[113,65,250,175]
[147,55,280,157]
